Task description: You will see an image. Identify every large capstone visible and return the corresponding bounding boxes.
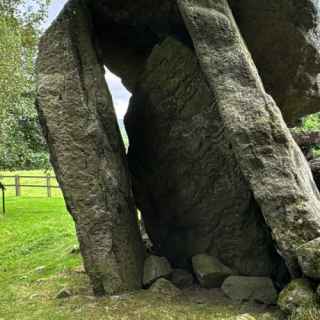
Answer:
[230,0,320,125]
[36,0,143,295]
[89,0,320,125]
[125,36,287,280]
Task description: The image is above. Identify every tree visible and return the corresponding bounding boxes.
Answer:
[0,0,50,170]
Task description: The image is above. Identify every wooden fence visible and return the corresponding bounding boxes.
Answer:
[0,175,61,197]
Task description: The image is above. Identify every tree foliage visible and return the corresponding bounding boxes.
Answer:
[0,0,50,170]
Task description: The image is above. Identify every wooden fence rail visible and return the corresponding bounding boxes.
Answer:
[0,175,61,197]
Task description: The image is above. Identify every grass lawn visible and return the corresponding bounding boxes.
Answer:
[0,171,284,320]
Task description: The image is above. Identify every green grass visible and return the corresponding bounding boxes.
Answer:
[0,171,284,320]
[0,196,82,319]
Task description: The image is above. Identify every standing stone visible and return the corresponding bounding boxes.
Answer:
[36,0,143,295]
[178,0,320,277]
[125,36,287,280]
[192,254,233,288]
[222,276,278,305]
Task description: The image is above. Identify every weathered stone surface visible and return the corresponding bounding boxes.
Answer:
[88,0,320,124]
[229,0,320,125]
[143,255,172,286]
[36,0,143,295]
[297,238,320,280]
[125,36,287,280]
[178,0,320,277]
[222,276,278,305]
[278,279,317,314]
[171,269,194,289]
[192,254,233,288]
[149,278,181,296]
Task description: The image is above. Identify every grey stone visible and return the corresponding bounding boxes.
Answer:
[149,278,181,296]
[178,0,320,277]
[36,0,143,296]
[192,254,232,288]
[171,269,194,289]
[229,0,320,125]
[143,255,172,286]
[56,288,72,299]
[297,237,320,280]
[89,0,320,125]
[277,279,317,315]
[125,36,287,280]
[221,276,278,305]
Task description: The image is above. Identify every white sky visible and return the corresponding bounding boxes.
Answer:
[42,0,131,120]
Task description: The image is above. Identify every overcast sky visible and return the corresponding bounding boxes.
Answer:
[42,0,131,120]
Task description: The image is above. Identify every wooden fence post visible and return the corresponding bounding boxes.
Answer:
[46,175,52,198]
[15,175,21,196]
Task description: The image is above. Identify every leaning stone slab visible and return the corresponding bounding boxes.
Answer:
[222,276,277,305]
[178,0,320,277]
[278,279,317,315]
[36,0,143,295]
[297,237,320,280]
[143,255,172,286]
[192,254,232,288]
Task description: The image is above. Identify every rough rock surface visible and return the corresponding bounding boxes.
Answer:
[36,0,143,295]
[297,237,320,280]
[230,0,320,124]
[149,278,181,296]
[89,0,320,125]
[277,279,317,314]
[125,36,287,280]
[143,255,172,286]
[192,254,233,288]
[178,0,320,277]
[222,276,278,305]
[171,269,194,289]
